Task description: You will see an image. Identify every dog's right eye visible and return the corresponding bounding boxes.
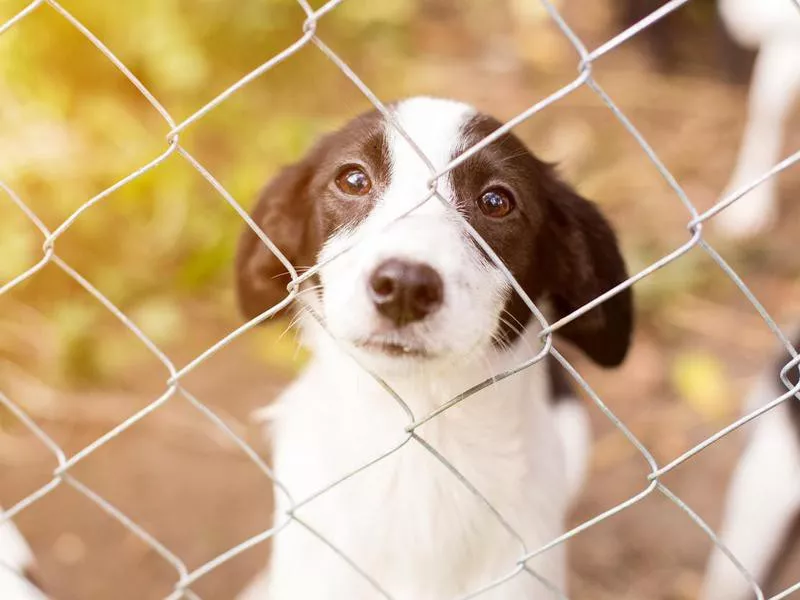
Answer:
[335,165,372,196]
[477,188,515,218]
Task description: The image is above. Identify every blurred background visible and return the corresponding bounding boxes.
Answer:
[1,0,799,598]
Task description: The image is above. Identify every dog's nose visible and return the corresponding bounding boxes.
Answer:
[368,259,443,326]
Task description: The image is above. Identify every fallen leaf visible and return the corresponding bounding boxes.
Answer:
[671,351,732,421]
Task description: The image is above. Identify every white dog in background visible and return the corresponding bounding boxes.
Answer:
[0,512,48,599]
[714,0,800,239]
[701,334,800,600]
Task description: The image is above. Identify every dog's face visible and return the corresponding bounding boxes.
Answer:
[237,97,632,370]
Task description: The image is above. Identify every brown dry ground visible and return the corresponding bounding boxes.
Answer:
[3,8,800,600]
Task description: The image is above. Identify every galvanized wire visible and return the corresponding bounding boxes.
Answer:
[1,0,799,598]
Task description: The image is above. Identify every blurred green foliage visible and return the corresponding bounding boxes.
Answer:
[0,0,417,384]
[1,0,768,397]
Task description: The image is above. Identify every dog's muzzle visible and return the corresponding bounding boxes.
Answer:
[368,259,443,327]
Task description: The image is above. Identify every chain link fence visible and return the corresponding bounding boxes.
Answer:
[1,0,799,598]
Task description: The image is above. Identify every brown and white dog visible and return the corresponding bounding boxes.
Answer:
[234,97,633,599]
[0,512,49,599]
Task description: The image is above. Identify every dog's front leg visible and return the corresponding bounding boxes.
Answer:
[715,37,800,239]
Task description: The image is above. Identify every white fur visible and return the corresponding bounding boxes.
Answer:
[241,333,572,600]
[701,378,800,600]
[0,513,47,600]
[718,0,800,48]
[239,98,587,600]
[552,398,591,505]
[714,0,800,239]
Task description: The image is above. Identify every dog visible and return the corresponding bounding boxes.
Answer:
[234,97,633,599]
[618,0,800,239]
[0,511,49,599]
[701,333,800,600]
[712,0,800,239]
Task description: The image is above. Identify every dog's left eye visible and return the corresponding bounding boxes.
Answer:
[335,165,372,196]
[477,188,515,218]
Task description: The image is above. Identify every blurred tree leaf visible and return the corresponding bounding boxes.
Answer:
[130,297,185,345]
[671,351,731,421]
[0,223,36,282]
[52,301,103,384]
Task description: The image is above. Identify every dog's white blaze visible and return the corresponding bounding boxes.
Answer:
[384,97,473,216]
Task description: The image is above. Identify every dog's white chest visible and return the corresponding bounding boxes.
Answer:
[253,358,569,600]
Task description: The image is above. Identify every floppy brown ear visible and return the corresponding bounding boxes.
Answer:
[542,178,633,367]
[235,160,320,321]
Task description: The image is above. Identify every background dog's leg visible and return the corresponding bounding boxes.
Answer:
[700,400,800,600]
[713,7,756,85]
[715,38,800,239]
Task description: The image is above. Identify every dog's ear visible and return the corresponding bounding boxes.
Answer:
[541,175,633,367]
[235,159,320,321]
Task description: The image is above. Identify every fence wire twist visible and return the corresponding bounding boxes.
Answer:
[1,0,800,598]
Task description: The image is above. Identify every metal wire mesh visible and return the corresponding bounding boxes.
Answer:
[1,0,800,598]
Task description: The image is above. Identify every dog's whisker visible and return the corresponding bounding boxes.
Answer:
[477,344,500,384]
[497,315,523,340]
[270,265,315,281]
[290,286,324,307]
[501,308,528,332]
[499,310,539,359]
[279,308,310,341]
[293,284,324,297]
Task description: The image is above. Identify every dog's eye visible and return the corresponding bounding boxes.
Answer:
[477,188,515,218]
[335,165,372,196]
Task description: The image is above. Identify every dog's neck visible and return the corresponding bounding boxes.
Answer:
[295,311,549,420]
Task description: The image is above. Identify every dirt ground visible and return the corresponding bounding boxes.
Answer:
[3,5,800,600]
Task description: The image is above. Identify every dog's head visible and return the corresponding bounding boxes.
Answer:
[237,97,632,371]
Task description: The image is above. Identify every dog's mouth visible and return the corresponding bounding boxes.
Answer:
[354,337,432,358]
